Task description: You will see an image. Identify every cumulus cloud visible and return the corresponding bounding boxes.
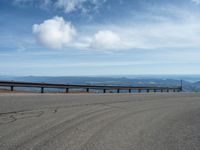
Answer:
[32,16,76,49]
[32,19,127,51]
[90,30,122,50]
[32,6,200,51]
[32,16,200,51]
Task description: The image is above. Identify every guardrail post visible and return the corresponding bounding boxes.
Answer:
[161,89,163,92]
[129,89,131,93]
[180,80,183,92]
[173,89,176,92]
[117,89,120,93]
[147,89,149,93]
[167,89,169,92]
[65,88,69,93]
[154,89,156,93]
[86,88,89,93]
[41,87,44,93]
[138,89,141,93]
[11,86,14,91]
[103,89,106,93]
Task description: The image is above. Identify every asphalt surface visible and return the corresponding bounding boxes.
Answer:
[0,93,200,150]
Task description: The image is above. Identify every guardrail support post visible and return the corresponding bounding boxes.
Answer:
[117,89,120,93]
[180,80,183,92]
[167,89,169,92]
[161,89,163,92]
[11,86,14,91]
[154,89,156,93]
[147,89,149,93]
[129,89,131,93]
[65,88,69,93]
[173,89,176,92]
[86,88,89,93]
[103,89,106,93]
[41,87,44,93]
[138,89,141,93]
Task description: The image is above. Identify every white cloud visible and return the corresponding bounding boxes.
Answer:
[55,0,86,13]
[123,20,200,49]
[13,0,106,14]
[31,6,200,52]
[32,18,200,51]
[92,6,200,50]
[32,16,76,49]
[192,0,200,5]
[55,0,107,13]
[90,30,124,50]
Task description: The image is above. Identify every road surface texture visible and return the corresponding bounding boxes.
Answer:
[0,93,200,150]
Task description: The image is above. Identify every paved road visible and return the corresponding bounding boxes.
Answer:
[0,93,200,150]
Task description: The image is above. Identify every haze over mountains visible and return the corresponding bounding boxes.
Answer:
[1,75,200,92]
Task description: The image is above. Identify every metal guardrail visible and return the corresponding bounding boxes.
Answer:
[0,81,182,93]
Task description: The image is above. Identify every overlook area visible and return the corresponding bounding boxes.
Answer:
[1,93,200,150]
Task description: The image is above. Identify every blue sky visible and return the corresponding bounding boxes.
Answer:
[1,0,200,76]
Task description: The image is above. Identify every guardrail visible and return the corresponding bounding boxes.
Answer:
[0,81,182,93]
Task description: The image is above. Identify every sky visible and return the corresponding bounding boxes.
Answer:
[1,0,200,76]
